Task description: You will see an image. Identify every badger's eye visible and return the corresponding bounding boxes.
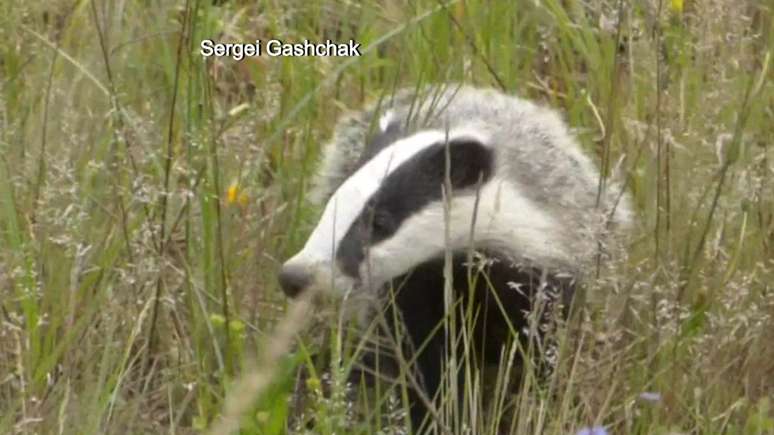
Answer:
[369,210,395,239]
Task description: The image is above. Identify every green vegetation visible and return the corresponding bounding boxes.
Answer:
[1,0,772,433]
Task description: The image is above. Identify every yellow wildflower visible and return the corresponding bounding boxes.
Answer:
[226,182,239,205]
[226,181,249,207]
[671,0,683,13]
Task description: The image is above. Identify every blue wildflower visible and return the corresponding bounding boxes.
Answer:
[576,426,608,435]
[638,392,662,403]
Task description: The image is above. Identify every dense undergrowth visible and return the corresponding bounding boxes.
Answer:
[1,0,772,433]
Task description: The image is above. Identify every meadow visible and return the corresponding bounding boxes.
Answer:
[1,0,772,433]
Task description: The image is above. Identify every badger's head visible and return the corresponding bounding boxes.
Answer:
[278,118,564,299]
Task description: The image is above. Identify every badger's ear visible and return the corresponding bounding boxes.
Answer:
[439,139,495,189]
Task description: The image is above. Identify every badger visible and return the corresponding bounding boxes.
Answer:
[278,84,632,431]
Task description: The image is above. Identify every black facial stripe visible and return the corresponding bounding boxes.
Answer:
[335,116,405,279]
[336,138,495,279]
[370,139,495,241]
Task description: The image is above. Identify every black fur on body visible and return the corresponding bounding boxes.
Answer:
[355,250,574,432]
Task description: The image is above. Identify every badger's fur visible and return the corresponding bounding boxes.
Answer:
[279,84,631,430]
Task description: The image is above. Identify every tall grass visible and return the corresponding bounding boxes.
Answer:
[1,0,772,433]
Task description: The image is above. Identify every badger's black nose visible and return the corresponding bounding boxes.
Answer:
[278,264,311,298]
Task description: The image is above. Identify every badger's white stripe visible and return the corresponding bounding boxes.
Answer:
[291,128,489,266]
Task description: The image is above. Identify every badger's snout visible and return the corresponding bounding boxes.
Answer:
[278,263,312,298]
